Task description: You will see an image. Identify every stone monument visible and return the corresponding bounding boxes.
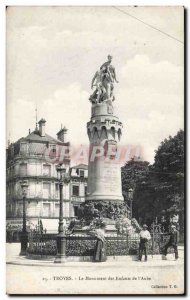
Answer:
[86,55,124,205]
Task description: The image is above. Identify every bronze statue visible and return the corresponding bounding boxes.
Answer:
[89,55,118,104]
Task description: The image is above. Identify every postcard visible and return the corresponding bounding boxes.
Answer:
[6,6,185,295]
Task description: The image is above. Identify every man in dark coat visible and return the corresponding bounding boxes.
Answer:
[163,225,179,260]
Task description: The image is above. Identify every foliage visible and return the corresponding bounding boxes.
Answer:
[66,239,96,256]
[153,130,184,216]
[121,158,153,225]
[115,217,132,234]
[121,130,184,230]
[115,217,142,235]
[131,218,142,233]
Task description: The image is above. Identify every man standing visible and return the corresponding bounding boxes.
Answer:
[100,55,119,84]
[139,224,151,262]
[163,225,179,260]
[100,55,119,100]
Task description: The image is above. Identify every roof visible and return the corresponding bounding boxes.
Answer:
[71,163,88,170]
[24,130,64,144]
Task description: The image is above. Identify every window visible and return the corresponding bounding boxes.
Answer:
[43,164,51,176]
[55,203,59,217]
[28,202,37,216]
[43,182,51,198]
[72,185,79,196]
[50,144,56,152]
[20,163,27,176]
[49,145,56,158]
[56,166,66,179]
[85,186,87,196]
[74,206,79,217]
[20,142,28,154]
[79,170,85,178]
[43,203,51,217]
[55,183,59,198]
[17,203,23,217]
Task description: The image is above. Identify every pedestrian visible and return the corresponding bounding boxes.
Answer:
[93,223,107,262]
[139,224,151,262]
[163,225,179,260]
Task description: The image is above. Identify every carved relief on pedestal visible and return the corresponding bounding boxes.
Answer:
[87,119,122,144]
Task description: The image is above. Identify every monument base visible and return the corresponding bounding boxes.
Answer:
[80,200,129,223]
[85,195,124,201]
[73,218,118,235]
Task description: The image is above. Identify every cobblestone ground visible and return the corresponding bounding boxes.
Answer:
[6,243,184,295]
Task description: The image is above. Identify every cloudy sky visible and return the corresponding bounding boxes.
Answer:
[6,6,184,163]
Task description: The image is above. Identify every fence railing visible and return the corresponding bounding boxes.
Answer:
[27,231,173,257]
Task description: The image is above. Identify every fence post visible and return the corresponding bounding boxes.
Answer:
[54,233,67,263]
[152,222,154,258]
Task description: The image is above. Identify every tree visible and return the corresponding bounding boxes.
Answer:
[121,130,184,231]
[121,158,152,223]
[153,130,184,236]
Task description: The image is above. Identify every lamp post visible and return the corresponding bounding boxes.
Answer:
[54,164,70,263]
[19,181,28,256]
[127,187,134,219]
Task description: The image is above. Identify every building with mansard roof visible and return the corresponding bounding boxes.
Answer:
[6,119,88,239]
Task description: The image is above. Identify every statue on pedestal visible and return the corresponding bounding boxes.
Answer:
[89,55,119,104]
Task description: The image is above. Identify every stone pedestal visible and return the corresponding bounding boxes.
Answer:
[86,100,124,203]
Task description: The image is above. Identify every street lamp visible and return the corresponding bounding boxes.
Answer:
[19,180,28,256]
[127,187,134,219]
[54,164,70,263]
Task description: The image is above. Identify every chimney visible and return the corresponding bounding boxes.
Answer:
[38,118,46,137]
[57,126,68,143]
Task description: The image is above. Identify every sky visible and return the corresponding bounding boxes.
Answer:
[6,6,184,163]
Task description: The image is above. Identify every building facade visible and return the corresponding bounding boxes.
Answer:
[70,164,88,216]
[6,119,88,235]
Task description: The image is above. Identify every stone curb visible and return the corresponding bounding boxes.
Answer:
[7,255,184,267]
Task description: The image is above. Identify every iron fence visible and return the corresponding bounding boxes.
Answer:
[27,231,57,255]
[27,230,173,257]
